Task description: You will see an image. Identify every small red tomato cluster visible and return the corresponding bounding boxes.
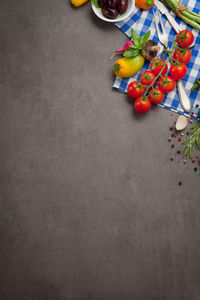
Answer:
[127,30,194,114]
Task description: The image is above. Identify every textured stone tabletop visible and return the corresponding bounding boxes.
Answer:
[1,0,200,299]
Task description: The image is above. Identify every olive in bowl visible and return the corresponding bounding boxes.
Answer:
[91,0,135,22]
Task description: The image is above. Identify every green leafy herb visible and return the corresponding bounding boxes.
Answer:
[182,121,200,158]
[191,78,200,91]
[123,29,151,58]
[139,31,151,48]
[128,44,140,50]
[123,48,140,57]
[92,0,100,8]
[131,29,140,42]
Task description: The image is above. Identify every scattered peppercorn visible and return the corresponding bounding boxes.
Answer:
[169,126,173,131]
[196,104,199,108]
[171,144,174,148]
[171,134,174,137]
[178,181,182,186]
[170,158,174,161]
[194,167,197,172]
[177,150,180,154]
[186,131,190,135]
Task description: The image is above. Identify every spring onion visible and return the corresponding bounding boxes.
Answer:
[159,0,200,30]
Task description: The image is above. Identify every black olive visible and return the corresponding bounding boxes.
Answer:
[98,0,106,7]
[107,0,119,8]
[102,5,119,19]
[117,0,128,14]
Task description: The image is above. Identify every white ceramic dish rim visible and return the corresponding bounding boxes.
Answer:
[91,0,135,23]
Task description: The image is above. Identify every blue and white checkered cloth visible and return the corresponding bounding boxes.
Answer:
[113,0,200,119]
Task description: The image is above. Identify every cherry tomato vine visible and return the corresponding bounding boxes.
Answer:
[128,30,194,114]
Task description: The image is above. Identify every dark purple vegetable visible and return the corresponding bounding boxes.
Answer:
[98,0,106,7]
[117,0,128,13]
[102,5,119,19]
[107,0,119,8]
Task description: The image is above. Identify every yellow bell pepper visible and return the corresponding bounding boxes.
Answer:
[71,0,89,6]
[113,55,145,78]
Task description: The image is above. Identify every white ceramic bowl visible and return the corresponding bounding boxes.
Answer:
[91,0,135,23]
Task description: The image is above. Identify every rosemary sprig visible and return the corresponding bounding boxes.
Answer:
[182,121,200,158]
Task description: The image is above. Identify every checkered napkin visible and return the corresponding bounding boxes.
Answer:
[113,0,200,120]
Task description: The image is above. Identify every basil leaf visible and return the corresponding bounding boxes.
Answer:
[133,39,142,49]
[128,44,139,50]
[92,0,100,8]
[135,40,144,50]
[123,48,140,57]
[139,31,151,47]
[131,29,140,43]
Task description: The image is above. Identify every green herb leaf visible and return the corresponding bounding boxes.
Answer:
[182,121,200,158]
[123,48,140,57]
[191,78,200,91]
[92,0,100,8]
[131,29,140,43]
[139,31,151,48]
[128,44,140,50]
[133,39,143,50]
[130,29,151,51]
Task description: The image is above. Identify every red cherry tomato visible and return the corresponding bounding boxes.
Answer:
[140,71,156,87]
[148,88,164,104]
[173,48,192,64]
[127,81,145,99]
[158,76,176,93]
[176,30,194,49]
[169,63,187,80]
[150,58,168,76]
[134,97,151,114]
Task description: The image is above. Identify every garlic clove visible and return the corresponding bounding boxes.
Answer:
[175,115,188,131]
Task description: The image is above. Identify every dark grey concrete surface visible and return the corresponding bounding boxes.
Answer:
[1,0,200,299]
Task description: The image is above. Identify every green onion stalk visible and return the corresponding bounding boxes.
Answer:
[159,0,200,30]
